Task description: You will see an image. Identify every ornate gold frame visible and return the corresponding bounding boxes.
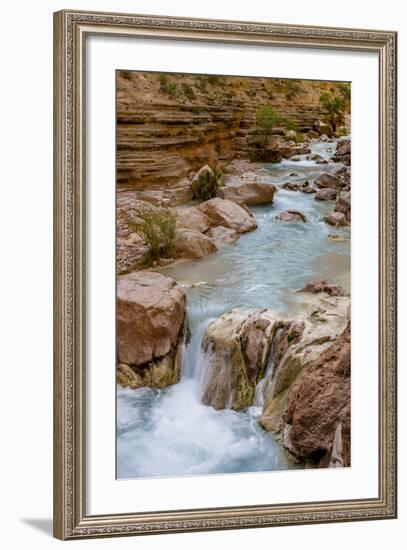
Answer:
[53,9,397,540]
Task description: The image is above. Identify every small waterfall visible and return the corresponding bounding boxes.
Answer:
[253,327,281,408]
[180,318,215,392]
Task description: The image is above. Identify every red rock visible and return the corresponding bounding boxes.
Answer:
[217,182,276,206]
[283,323,351,466]
[117,271,186,366]
[324,211,349,227]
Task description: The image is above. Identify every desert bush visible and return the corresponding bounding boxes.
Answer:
[191,166,223,202]
[159,74,177,97]
[129,206,177,263]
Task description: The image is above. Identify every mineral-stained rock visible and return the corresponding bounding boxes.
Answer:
[206,225,240,247]
[176,206,211,233]
[314,187,337,201]
[282,322,351,466]
[201,309,278,410]
[117,271,186,369]
[276,210,308,223]
[198,198,257,233]
[324,211,349,227]
[217,182,276,206]
[174,229,217,259]
[258,293,350,467]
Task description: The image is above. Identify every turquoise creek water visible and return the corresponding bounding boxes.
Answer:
[117,138,350,479]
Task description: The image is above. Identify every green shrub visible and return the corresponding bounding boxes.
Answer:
[159,74,177,97]
[319,91,346,131]
[191,167,222,202]
[254,105,280,146]
[129,206,177,263]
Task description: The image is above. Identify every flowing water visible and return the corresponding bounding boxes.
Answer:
[117,138,350,479]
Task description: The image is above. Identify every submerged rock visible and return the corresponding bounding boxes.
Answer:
[276,210,308,223]
[116,272,186,388]
[198,198,257,233]
[206,225,240,247]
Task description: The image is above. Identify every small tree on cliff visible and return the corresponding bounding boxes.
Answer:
[319,92,346,131]
[254,105,280,147]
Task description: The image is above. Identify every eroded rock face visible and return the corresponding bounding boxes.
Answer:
[217,182,276,206]
[201,309,278,411]
[198,198,257,233]
[283,323,351,466]
[174,229,217,259]
[276,210,307,223]
[116,272,186,389]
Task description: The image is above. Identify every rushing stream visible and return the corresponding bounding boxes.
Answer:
[117,138,350,479]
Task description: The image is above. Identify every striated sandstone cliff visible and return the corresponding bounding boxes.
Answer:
[117,71,349,199]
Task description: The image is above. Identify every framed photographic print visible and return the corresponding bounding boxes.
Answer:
[53,9,397,540]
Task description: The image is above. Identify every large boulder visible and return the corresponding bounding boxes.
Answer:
[314,188,337,201]
[217,182,276,206]
[201,309,278,411]
[258,291,351,469]
[333,139,351,166]
[283,323,351,467]
[335,192,351,222]
[276,210,307,223]
[116,272,186,388]
[198,198,257,233]
[206,225,240,247]
[314,173,343,190]
[174,229,217,259]
[324,211,349,227]
[176,206,211,233]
